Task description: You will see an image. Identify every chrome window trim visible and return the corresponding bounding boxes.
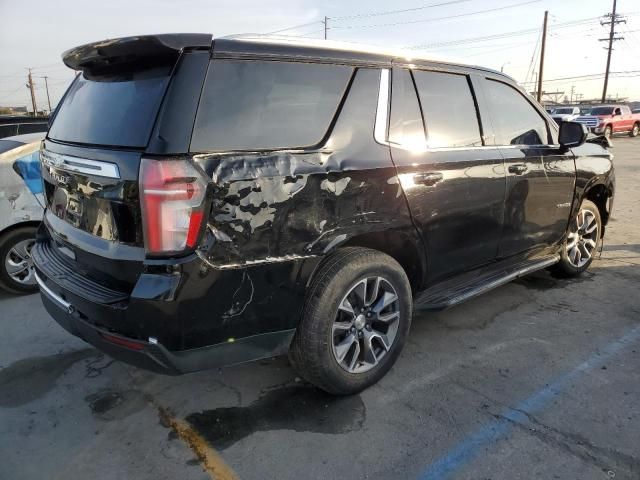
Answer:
[374,68,390,145]
[40,149,120,179]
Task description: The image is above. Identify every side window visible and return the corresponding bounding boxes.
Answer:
[388,69,426,150]
[483,79,550,146]
[412,70,482,148]
[190,60,353,152]
[614,107,622,115]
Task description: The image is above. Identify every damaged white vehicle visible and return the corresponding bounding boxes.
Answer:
[0,133,45,294]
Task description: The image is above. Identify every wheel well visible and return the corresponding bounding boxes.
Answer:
[341,230,425,293]
[584,184,611,227]
[0,221,41,242]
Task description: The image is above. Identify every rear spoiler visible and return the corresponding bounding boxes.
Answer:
[62,33,212,76]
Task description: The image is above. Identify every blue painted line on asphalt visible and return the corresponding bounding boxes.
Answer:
[419,325,640,480]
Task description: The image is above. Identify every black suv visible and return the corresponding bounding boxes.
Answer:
[33,34,614,394]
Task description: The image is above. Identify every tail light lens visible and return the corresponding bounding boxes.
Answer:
[140,157,208,255]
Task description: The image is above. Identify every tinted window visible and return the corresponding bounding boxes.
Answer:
[389,69,426,150]
[48,69,171,147]
[412,70,482,148]
[483,79,549,145]
[191,61,353,152]
[590,107,614,115]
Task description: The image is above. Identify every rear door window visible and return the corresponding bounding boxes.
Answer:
[482,79,550,146]
[190,60,353,152]
[412,70,482,148]
[48,67,172,148]
[388,69,426,150]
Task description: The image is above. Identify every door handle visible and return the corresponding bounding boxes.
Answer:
[508,164,528,175]
[414,172,443,186]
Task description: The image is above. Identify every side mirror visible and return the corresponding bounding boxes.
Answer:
[559,121,588,150]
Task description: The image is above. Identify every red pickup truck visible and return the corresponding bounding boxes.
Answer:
[575,104,640,138]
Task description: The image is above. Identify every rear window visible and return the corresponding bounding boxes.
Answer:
[48,68,171,148]
[590,107,615,115]
[190,60,353,152]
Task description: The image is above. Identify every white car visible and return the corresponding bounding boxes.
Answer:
[0,132,45,294]
[550,106,581,124]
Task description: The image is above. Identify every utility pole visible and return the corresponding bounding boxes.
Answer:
[323,16,328,40]
[536,10,548,103]
[570,85,575,103]
[26,68,38,116]
[600,0,626,103]
[43,76,52,113]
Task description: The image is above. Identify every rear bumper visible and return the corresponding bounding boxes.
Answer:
[36,270,295,374]
[32,234,301,374]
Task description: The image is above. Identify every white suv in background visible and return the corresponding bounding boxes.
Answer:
[551,106,581,124]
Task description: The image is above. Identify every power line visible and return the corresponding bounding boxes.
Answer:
[267,0,478,36]
[520,70,640,85]
[331,0,541,30]
[330,0,473,20]
[266,20,323,35]
[411,16,601,49]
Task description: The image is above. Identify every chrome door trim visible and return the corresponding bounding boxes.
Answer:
[374,68,390,145]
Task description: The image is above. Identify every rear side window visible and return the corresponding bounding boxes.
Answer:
[190,60,353,152]
[412,70,482,148]
[389,69,426,150]
[48,68,171,148]
[483,79,549,146]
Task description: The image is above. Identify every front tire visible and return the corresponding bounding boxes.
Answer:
[630,122,639,137]
[0,226,38,295]
[604,125,612,139]
[290,247,412,395]
[552,200,601,278]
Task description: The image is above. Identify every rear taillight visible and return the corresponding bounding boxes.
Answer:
[139,157,208,255]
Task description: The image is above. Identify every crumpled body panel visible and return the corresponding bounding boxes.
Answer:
[193,68,415,269]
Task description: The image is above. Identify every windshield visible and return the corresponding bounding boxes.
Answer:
[554,108,573,114]
[48,68,171,147]
[590,107,615,115]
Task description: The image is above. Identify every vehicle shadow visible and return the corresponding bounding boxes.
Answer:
[146,260,640,453]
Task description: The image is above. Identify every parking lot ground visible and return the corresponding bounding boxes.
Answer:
[1,137,639,480]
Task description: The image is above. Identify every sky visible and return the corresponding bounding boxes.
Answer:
[1,0,639,111]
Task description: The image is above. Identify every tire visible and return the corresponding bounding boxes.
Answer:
[604,125,612,139]
[630,122,639,138]
[0,226,38,295]
[551,200,601,278]
[289,247,412,395]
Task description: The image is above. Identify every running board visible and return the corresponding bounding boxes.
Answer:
[415,255,560,310]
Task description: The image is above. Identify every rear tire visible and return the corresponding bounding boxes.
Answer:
[630,122,639,137]
[0,226,38,295]
[551,200,601,278]
[289,247,412,395]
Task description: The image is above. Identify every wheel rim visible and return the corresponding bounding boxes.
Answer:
[605,127,612,138]
[633,125,639,136]
[5,239,36,286]
[566,209,599,268]
[331,276,400,374]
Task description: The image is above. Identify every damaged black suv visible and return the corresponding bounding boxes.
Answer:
[34,34,614,394]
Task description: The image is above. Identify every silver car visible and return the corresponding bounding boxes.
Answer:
[0,132,45,294]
